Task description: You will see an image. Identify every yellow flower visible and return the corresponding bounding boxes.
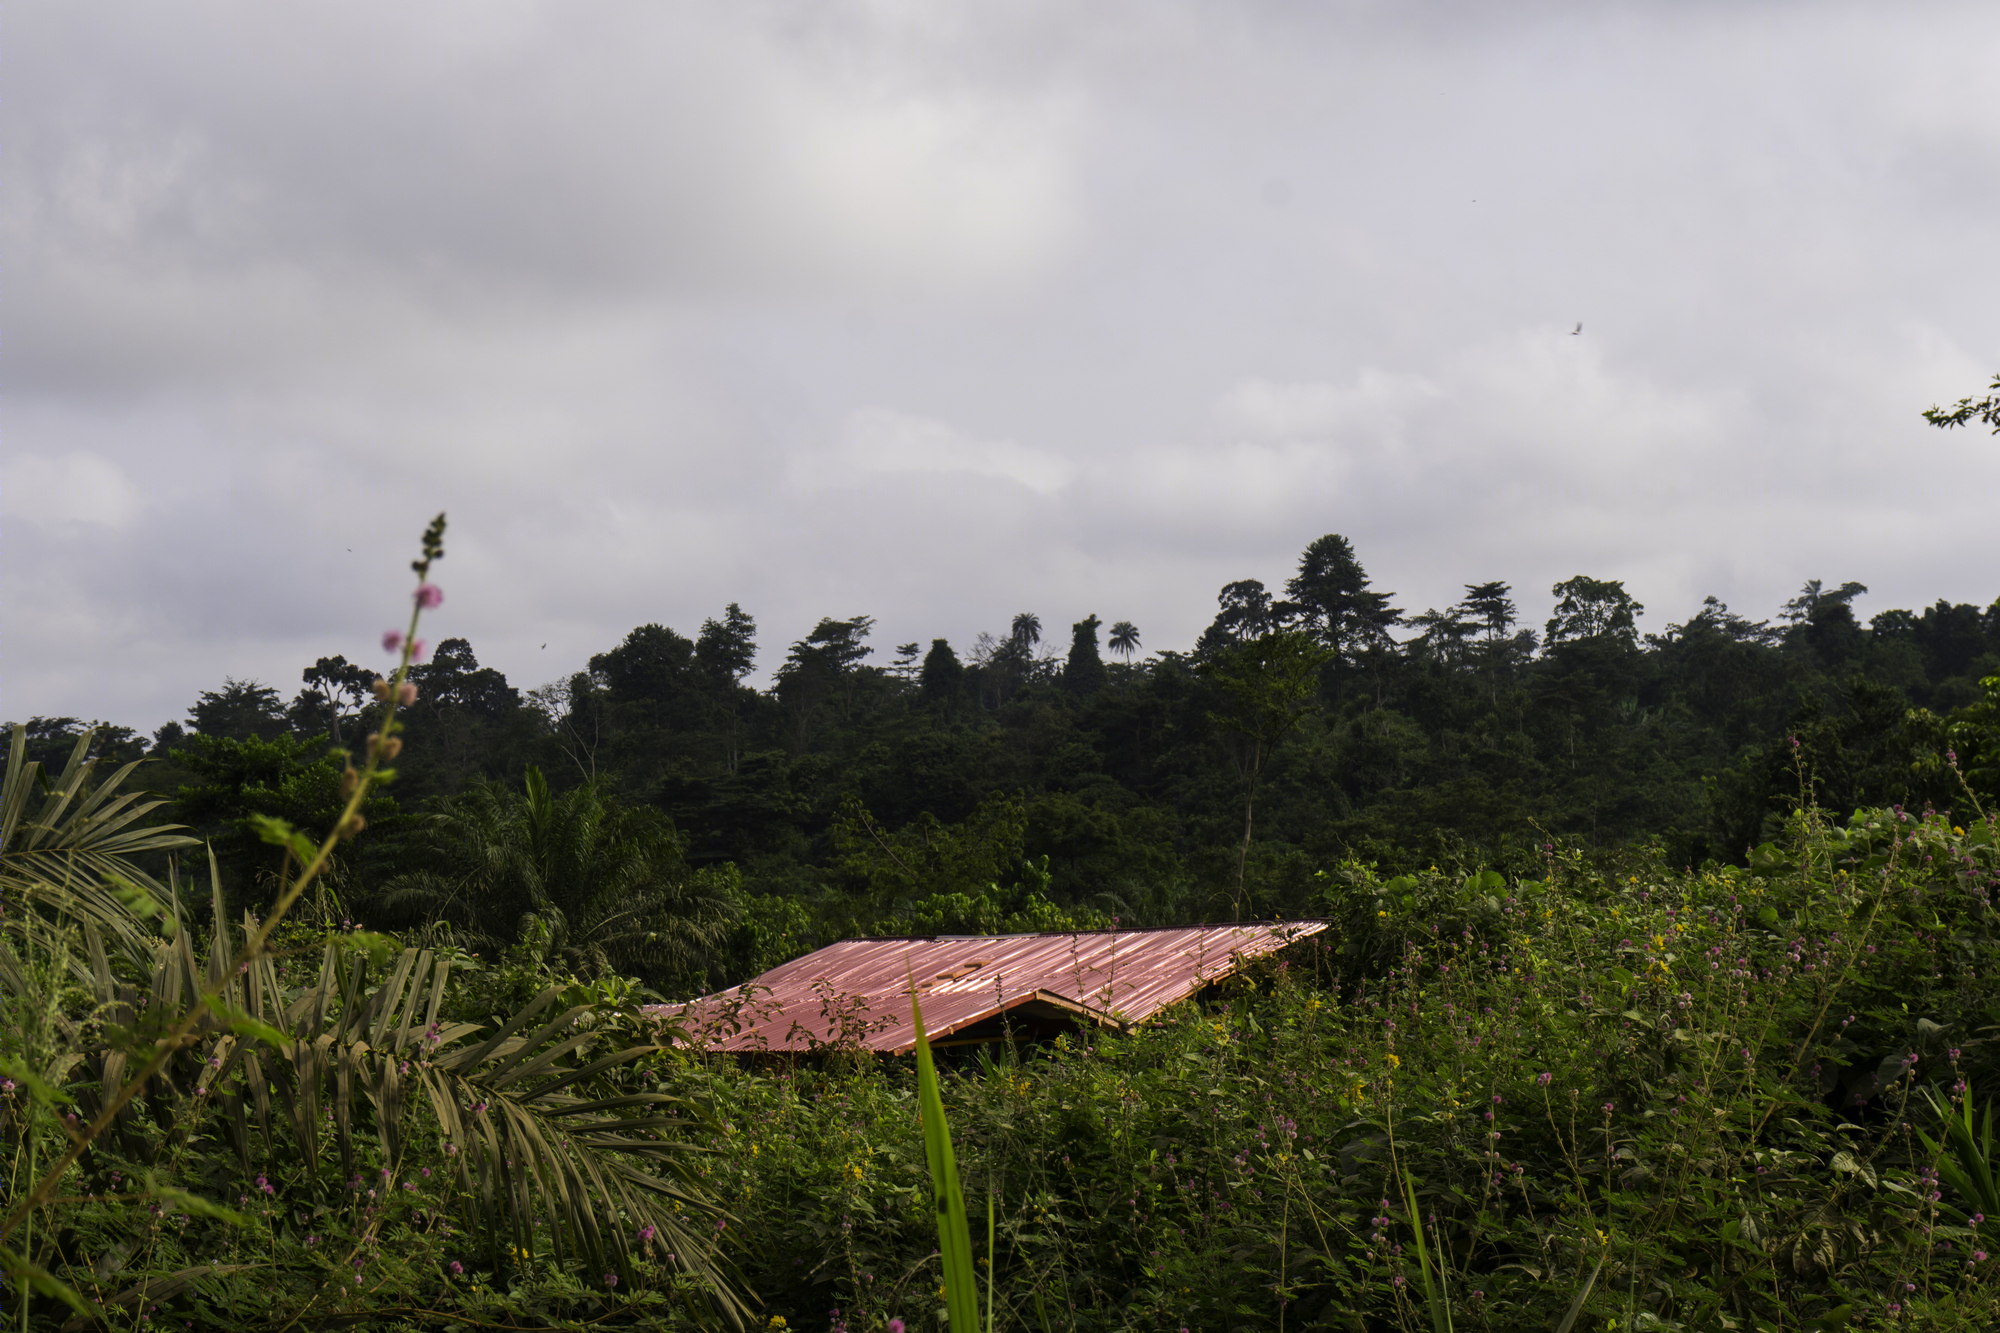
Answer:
[768,1319,789,1330]
[1385,1052,1401,1068]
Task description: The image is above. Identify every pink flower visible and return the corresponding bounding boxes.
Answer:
[410,639,429,663]
[603,1272,618,1288]
[382,630,404,654]
[888,1322,905,1333]
[397,682,418,706]
[415,583,444,609]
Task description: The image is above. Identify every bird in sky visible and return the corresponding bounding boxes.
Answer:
[1570,323,1582,335]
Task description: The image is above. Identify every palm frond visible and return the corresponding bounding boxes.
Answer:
[1,724,197,964]
[46,857,754,1328]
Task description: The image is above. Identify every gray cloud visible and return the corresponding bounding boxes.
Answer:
[7,1,2000,731]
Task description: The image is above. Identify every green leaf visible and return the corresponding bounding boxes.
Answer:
[142,1176,250,1227]
[247,813,317,864]
[103,872,166,924]
[0,1056,74,1107]
[910,982,983,1333]
[1553,1247,1607,1333]
[0,1245,91,1316]
[203,994,290,1049]
[343,931,402,965]
[1399,1165,1452,1333]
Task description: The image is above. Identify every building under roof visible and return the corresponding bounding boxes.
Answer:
[650,921,1327,1055]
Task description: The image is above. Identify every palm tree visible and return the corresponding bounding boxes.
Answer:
[1010,612,1042,652]
[1108,621,1141,660]
[371,767,735,987]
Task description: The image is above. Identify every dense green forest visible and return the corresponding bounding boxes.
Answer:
[15,533,2000,999]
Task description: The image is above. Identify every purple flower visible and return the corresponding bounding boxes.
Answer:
[1536,1072,1552,1086]
[603,1272,618,1288]
[383,630,404,654]
[448,1260,463,1276]
[888,1321,906,1333]
[415,583,444,609]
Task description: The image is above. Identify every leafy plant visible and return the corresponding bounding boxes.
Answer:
[1,722,198,964]
[910,982,986,1332]
[1921,1085,2000,1222]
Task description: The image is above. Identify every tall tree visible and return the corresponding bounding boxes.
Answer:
[1108,621,1142,659]
[694,605,759,773]
[1196,580,1288,656]
[1545,576,1644,647]
[920,638,965,708]
[1406,607,1480,667]
[1779,579,1868,626]
[188,679,289,741]
[694,603,758,687]
[590,624,696,709]
[1284,534,1400,662]
[1199,629,1332,919]
[1459,582,1518,642]
[292,655,377,744]
[1066,614,1106,698]
[774,615,876,744]
[1011,612,1043,653]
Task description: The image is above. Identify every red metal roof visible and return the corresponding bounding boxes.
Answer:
[648,922,1327,1054]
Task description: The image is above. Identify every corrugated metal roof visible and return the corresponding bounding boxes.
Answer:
[649,921,1327,1054]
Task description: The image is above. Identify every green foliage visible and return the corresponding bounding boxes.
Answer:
[86,526,1993,944]
[0,882,754,1329]
[674,802,2000,1330]
[1,723,198,964]
[1545,574,1644,647]
[831,792,1031,919]
[1924,371,2000,434]
[368,766,736,991]
[171,729,393,911]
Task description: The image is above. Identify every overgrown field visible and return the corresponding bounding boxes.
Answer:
[11,774,2000,1330]
[687,804,2000,1331]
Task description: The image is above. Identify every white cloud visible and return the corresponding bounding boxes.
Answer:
[9,1,2000,727]
[1215,369,1440,441]
[2,452,147,529]
[795,408,1079,494]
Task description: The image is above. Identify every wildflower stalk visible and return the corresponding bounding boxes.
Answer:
[0,514,447,1255]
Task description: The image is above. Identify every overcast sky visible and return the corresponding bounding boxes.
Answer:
[7,1,2000,734]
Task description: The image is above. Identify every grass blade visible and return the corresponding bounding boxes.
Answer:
[911,980,981,1331]
[1554,1246,1607,1333]
[1400,1165,1452,1333]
